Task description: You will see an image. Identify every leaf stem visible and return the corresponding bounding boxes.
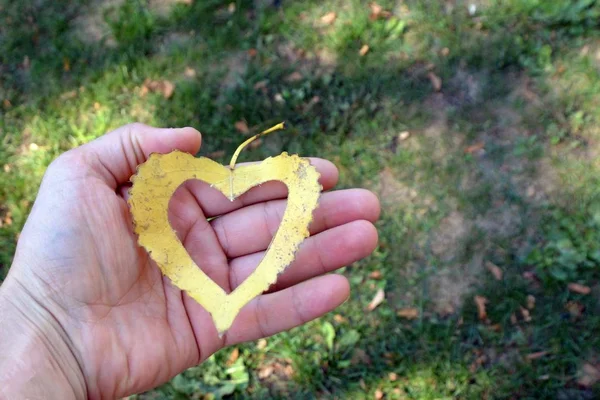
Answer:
[229,122,286,169]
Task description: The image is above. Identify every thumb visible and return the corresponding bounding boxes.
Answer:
[64,123,202,188]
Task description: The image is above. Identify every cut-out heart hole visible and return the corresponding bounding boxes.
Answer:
[129,151,321,333]
[168,179,288,294]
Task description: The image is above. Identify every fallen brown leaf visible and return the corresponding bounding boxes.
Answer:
[465,142,485,154]
[526,294,536,310]
[303,96,321,113]
[234,120,250,135]
[568,282,591,295]
[526,351,548,360]
[351,348,372,365]
[565,301,584,318]
[248,138,263,150]
[427,71,442,91]
[333,314,348,323]
[226,348,239,366]
[258,365,274,379]
[369,271,383,280]
[578,363,600,388]
[520,306,532,322]
[397,307,419,320]
[369,2,383,19]
[369,2,392,20]
[485,261,503,280]
[320,11,337,25]
[253,80,268,90]
[359,44,370,56]
[474,295,488,321]
[184,66,196,78]
[63,58,71,72]
[285,71,303,82]
[60,90,78,101]
[247,48,258,58]
[208,150,226,159]
[374,389,383,400]
[367,288,385,311]
[141,79,175,99]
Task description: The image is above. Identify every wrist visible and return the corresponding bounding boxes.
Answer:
[0,276,87,399]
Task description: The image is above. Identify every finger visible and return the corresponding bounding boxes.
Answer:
[229,220,378,291]
[187,157,339,218]
[212,189,380,258]
[224,274,350,345]
[64,123,202,188]
[168,181,230,291]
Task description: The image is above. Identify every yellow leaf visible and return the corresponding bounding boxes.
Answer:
[129,123,322,334]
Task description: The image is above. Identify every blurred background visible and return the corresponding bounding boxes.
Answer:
[2,0,600,398]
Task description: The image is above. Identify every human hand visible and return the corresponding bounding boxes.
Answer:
[0,124,379,399]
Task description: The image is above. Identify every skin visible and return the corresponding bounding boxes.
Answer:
[0,124,380,399]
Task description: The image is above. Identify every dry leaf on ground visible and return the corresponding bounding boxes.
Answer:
[474,295,488,321]
[398,131,410,141]
[568,282,591,295]
[247,48,258,57]
[485,261,503,280]
[208,150,226,159]
[520,306,532,322]
[565,301,584,318]
[526,295,536,310]
[253,80,268,90]
[397,307,419,319]
[258,365,274,379]
[526,351,549,360]
[234,120,250,135]
[369,271,382,279]
[359,44,370,56]
[333,314,348,323]
[578,363,600,387]
[141,79,175,99]
[320,12,337,25]
[226,348,240,366]
[184,66,196,77]
[427,71,442,91]
[465,142,485,154]
[369,2,391,20]
[367,288,385,311]
[369,2,383,19]
[285,71,303,82]
[351,348,372,365]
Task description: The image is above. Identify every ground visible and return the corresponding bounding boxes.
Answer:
[1,0,600,398]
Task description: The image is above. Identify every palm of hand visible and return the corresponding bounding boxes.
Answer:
[8,124,379,398]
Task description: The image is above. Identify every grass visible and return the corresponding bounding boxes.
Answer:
[2,0,600,398]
